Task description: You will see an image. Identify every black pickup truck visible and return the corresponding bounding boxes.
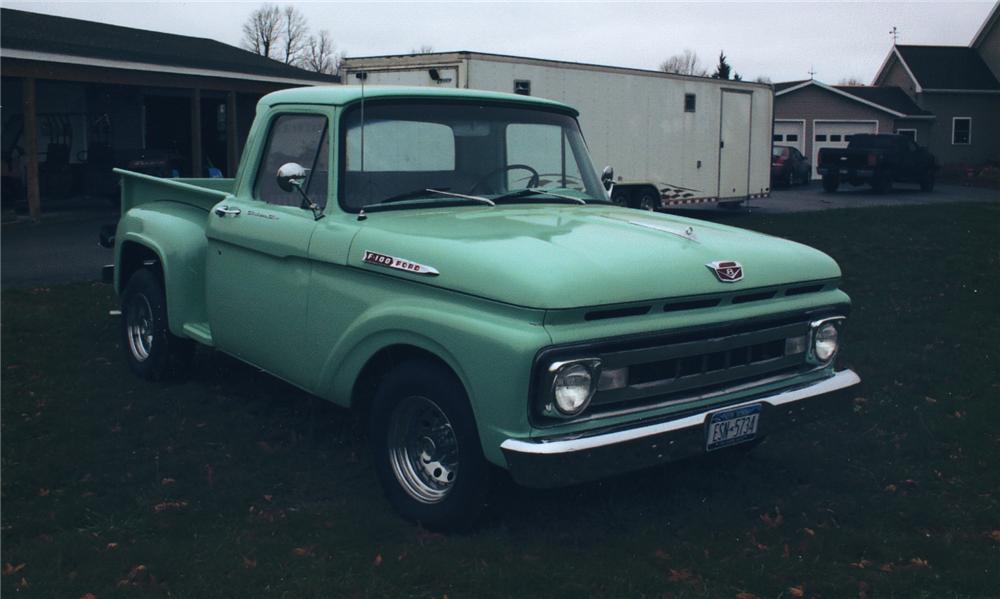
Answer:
[817,134,937,193]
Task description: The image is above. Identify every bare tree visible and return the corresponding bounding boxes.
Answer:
[754,75,772,84]
[279,5,309,65]
[658,49,708,77]
[305,29,338,75]
[411,45,435,54]
[838,76,865,86]
[242,4,283,58]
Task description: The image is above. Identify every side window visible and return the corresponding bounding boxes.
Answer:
[684,94,696,112]
[786,134,799,142]
[952,118,971,145]
[506,123,583,190]
[815,134,827,142]
[514,80,531,96]
[254,114,329,208]
[773,134,783,142]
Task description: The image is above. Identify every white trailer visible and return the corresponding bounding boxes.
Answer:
[341,52,774,209]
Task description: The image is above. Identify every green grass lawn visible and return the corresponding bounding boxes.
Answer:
[2,203,998,598]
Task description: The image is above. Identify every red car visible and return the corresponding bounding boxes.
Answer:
[771,145,811,187]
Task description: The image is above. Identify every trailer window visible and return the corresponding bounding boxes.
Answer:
[514,80,531,96]
[684,94,696,112]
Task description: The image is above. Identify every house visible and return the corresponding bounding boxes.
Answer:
[774,2,999,179]
[1,8,339,218]
[772,80,933,179]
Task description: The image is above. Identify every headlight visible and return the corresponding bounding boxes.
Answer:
[813,321,840,362]
[550,360,599,416]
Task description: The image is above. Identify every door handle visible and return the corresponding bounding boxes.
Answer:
[214,206,241,218]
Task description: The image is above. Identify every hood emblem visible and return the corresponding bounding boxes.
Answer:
[706,260,743,283]
[363,250,439,276]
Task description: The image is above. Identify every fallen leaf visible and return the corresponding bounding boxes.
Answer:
[803,528,816,537]
[373,553,383,567]
[106,543,119,551]
[884,484,897,493]
[160,478,176,486]
[242,556,257,569]
[989,530,1000,542]
[667,568,693,582]
[788,585,805,597]
[850,559,873,569]
[152,500,188,513]
[292,546,315,557]
[18,577,28,588]
[736,592,760,599]
[263,494,273,502]
[910,557,929,567]
[880,563,894,573]
[37,488,50,497]
[924,396,938,404]
[2,563,26,576]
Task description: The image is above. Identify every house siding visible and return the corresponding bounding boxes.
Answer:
[978,15,1000,80]
[914,92,1000,166]
[881,58,919,96]
[774,85,895,163]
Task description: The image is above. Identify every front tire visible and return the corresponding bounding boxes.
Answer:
[369,359,491,529]
[920,172,935,192]
[120,268,194,381]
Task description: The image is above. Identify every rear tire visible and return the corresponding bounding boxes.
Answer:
[920,172,935,192]
[638,191,659,211]
[610,189,630,208]
[822,175,839,193]
[369,359,491,530]
[120,268,194,381]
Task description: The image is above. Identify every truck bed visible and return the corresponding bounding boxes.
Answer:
[114,168,234,214]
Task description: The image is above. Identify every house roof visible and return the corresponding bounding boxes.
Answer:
[774,79,932,117]
[970,1,999,49]
[893,45,999,90]
[0,8,339,85]
[830,85,933,116]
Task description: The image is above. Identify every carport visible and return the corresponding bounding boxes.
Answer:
[0,8,338,219]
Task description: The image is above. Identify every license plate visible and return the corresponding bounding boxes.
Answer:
[706,404,761,451]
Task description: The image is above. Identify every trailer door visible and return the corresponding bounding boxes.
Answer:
[718,90,752,199]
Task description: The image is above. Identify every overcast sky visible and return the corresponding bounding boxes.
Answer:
[6,1,996,83]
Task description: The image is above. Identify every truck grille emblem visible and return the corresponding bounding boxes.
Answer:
[706,260,743,283]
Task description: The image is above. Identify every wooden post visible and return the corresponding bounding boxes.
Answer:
[226,91,238,177]
[190,88,202,177]
[22,77,41,219]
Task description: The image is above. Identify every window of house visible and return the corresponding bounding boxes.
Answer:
[684,94,696,112]
[830,134,842,142]
[254,114,329,208]
[896,128,917,141]
[773,134,784,142]
[786,134,799,142]
[815,134,827,142]
[844,135,853,142]
[514,80,531,95]
[952,118,971,145]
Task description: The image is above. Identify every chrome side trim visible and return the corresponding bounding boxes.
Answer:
[501,369,860,456]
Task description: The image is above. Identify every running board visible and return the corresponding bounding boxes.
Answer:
[182,322,214,346]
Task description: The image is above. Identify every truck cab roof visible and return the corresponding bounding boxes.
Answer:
[259,85,578,115]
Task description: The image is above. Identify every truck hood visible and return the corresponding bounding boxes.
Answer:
[347,205,840,309]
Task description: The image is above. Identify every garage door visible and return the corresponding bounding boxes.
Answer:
[811,121,877,179]
[773,121,804,154]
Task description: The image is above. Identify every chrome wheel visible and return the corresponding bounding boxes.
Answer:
[387,395,459,504]
[125,293,154,362]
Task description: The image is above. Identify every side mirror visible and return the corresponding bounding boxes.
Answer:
[601,165,615,191]
[276,162,307,192]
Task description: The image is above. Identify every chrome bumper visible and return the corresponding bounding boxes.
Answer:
[501,369,860,487]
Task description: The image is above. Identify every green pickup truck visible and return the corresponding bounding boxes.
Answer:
[106,86,860,527]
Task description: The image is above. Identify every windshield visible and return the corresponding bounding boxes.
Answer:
[339,101,607,212]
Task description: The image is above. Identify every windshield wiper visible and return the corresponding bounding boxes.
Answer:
[379,187,495,206]
[363,189,495,214]
[492,188,588,204]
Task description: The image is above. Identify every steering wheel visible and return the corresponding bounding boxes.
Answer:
[469,164,539,195]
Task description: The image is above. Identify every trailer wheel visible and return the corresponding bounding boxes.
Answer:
[637,190,660,211]
[610,189,631,207]
[822,175,839,193]
[120,269,194,381]
[369,359,491,530]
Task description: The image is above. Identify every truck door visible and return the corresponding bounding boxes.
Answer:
[205,111,329,385]
[718,90,752,199]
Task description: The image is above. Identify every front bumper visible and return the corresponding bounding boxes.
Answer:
[501,368,860,488]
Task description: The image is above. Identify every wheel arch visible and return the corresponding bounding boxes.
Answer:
[348,343,466,421]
